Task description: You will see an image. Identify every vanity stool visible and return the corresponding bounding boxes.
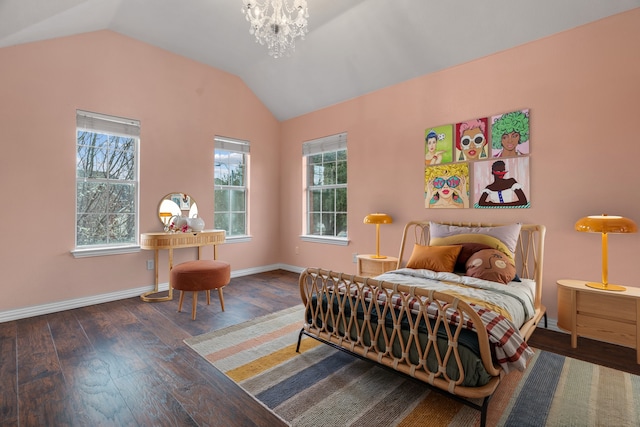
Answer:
[170,260,231,320]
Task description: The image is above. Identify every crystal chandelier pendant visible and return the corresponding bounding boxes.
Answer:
[241,0,309,58]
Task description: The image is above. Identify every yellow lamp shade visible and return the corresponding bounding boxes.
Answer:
[575,214,637,234]
[364,213,393,259]
[363,213,393,225]
[574,214,637,291]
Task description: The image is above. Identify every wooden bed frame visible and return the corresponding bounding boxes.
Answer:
[297,221,546,426]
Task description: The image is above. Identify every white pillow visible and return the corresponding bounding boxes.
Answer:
[429,222,521,260]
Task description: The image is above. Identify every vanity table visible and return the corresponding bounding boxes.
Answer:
[140,229,226,302]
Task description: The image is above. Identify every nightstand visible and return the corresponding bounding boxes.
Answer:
[557,279,640,364]
[356,254,398,278]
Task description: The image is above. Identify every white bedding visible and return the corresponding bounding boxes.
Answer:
[375,268,535,329]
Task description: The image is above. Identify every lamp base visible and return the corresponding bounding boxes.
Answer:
[370,255,387,259]
[585,282,626,292]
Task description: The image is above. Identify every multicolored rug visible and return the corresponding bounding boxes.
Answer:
[185,305,640,426]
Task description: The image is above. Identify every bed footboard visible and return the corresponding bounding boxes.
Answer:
[298,267,503,400]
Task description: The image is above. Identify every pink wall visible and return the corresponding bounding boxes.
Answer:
[0,31,281,311]
[279,9,640,319]
[1,9,639,320]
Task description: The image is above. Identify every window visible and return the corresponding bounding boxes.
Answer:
[74,110,139,256]
[303,132,347,242]
[214,136,249,238]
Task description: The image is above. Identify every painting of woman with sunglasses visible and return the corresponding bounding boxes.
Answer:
[455,118,488,161]
[425,163,469,208]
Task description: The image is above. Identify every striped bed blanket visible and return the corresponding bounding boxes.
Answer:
[331,268,535,373]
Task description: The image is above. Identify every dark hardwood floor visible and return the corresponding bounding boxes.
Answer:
[1,270,638,426]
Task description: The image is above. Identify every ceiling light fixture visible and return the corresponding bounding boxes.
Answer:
[241,0,308,58]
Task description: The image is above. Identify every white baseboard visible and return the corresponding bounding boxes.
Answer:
[0,263,300,323]
[0,263,565,334]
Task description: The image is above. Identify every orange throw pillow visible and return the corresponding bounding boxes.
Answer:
[406,244,462,272]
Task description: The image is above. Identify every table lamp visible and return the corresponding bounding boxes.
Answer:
[575,214,637,291]
[363,213,393,259]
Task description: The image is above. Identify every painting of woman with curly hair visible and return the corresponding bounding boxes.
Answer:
[425,163,469,208]
[491,109,530,157]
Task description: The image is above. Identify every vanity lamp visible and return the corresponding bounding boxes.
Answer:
[575,214,637,291]
[363,213,393,259]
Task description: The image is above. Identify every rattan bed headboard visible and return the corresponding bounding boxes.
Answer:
[395,221,546,310]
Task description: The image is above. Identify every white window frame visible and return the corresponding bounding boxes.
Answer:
[301,132,348,246]
[214,136,251,242]
[72,110,140,258]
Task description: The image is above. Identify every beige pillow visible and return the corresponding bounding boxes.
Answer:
[406,244,462,272]
[465,249,516,285]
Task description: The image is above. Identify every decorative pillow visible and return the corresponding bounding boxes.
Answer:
[429,222,521,260]
[406,244,462,272]
[465,249,516,285]
[453,242,494,272]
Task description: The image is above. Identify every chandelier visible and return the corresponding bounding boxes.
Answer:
[241,0,309,58]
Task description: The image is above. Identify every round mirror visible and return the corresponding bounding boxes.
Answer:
[158,192,198,228]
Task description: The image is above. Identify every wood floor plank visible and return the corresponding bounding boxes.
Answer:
[0,321,18,424]
[111,366,197,427]
[18,372,74,426]
[16,316,60,386]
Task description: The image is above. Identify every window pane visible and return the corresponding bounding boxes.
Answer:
[77,181,109,214]
[323,162,336,185]
[109,136,135,180]
[108,213,135,243]
[228,153,245,186]
[77,213,108,246]
[308,154,322,164]
[77,143,108,179]
[109,183,136,214]
[215,189,229,211]
[309,189,322,211]
[336,187,347,212]
[215,151,231,185]
[310,164,324,186]
[214,212,230,231]
[231,213,246,235]
[321,188,335,211]
[337,160,347,184]
[309,212,324,235]
[336,213,347,237]
[321,213,334,236]
[231,189,245,211]
[323,151,336,162]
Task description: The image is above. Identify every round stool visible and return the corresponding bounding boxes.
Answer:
[170,260,231,320]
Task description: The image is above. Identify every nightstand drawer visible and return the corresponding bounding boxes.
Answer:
[577,292,636,323]
[576,313,637,348]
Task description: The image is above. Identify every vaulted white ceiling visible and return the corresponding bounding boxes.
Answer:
[1,0,638,120]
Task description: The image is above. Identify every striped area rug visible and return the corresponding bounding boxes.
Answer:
[185,305,640,426]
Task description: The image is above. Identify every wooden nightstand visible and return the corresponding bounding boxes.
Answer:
[557,279,640,364]
[356,254,398,278]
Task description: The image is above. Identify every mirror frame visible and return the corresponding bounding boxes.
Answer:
[158,192,198,227]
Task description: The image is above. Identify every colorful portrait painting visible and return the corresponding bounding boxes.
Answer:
[424,124,453,166]
[425,163,470,209]
[473,157,530,208]
[455,117,489,161]
[491,109,530,157]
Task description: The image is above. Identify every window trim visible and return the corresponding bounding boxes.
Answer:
[214,135,250,239]
[302,132,348,242]
[74,110,140,255]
